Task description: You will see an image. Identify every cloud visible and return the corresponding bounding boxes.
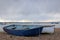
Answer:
[0,0,60,22]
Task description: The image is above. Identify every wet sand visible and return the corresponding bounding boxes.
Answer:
[0,28,60,40]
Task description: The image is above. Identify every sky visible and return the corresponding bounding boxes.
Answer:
[0,0,60,22]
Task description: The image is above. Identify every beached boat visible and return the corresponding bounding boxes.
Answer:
[3,25,43,36]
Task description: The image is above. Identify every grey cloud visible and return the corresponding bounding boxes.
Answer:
[0,0,60,21]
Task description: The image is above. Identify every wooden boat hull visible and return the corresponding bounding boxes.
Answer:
[3,25,43,36]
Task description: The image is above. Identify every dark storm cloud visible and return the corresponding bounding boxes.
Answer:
[0,0,60,22]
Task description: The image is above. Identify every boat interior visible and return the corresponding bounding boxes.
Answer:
[6,25,42,30]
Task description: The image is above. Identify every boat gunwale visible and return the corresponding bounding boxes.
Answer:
[3,25,43,31]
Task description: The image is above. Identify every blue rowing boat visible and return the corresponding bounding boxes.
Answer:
[3,25,43,36]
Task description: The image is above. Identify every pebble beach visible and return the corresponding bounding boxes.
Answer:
[0,28,60,40]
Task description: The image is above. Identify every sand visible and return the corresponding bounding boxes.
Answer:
[0,28,60,40]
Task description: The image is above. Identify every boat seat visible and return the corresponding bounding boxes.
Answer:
[12,27,16,29]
